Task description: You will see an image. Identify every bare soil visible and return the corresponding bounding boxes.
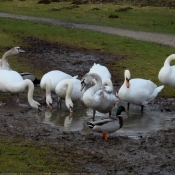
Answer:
[0,36,175,174]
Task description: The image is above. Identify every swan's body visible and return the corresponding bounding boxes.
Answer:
[89,63,113,88]
[40,70,75,109]
[87,106,127,140]
[81,73,118,120]
[0,70,42,111]
[158,54,175,88]
[118,70,164,111]
[0,46,25,70]
[55,78,84,113]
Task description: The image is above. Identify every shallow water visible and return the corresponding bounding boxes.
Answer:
[29,101,175,137]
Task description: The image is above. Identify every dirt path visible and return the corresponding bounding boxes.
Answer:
[1,12,175,48]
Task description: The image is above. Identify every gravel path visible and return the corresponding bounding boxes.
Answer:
[1,12,175,48]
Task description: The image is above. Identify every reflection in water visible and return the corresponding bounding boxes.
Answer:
[32,102,175,137]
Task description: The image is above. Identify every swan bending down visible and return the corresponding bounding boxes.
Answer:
[0,70,42,111]
[89,63,113,88]
[55,78,85,113]
[81,73,118,120]
[0,46,25,70]
[158,54,175,88]
[118,70,164,112]
[87,106,127,140]
[40,70,75,109]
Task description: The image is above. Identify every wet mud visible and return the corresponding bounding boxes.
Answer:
[0,37,175,174]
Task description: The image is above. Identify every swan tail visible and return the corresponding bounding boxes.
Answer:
[148,85,164,103]
[155,85,164,94]
[143,85,164,105]
[151,85,164,99]
[73,75,78,79]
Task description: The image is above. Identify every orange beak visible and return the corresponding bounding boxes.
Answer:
[126,78,130,88]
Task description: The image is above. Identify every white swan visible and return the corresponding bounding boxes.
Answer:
[81,73,118,120]
[89,63,113,88]
[0,46,25,70]
[158,54,175,88]
[55,78,85,113]
[118,69,164,111]
[40,70,75,109]
[0,70,42,111]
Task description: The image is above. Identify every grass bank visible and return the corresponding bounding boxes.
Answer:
[0,136,87,172]
[0,0,175,34]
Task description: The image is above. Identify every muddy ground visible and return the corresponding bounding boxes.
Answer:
[0,37,175,174]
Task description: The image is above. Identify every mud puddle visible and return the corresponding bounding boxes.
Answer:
[28,93,175,138]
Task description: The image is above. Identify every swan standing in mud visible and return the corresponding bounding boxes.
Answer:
[0,69,42,111]
[81,73,118,121]
[158,54,175,88]
[118,69,164,112]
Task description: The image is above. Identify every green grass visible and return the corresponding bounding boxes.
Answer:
[0,136,87,172]
[0,0,175,34]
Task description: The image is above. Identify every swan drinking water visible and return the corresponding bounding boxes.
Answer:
[81,73,118,120]
[118,69,164,112]
[55,78,85,113]
[40,70,76,109]
[0,70,42,111]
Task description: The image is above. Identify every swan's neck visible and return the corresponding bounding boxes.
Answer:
[1,50,11,68]
[92,74,102,92]
[24,79,35,103]
[103,78,113,89]
[124,71,131,84]
[45,78,53,105]
[164,54,175,66]
[13,79,38,108]
[65,80,73,108]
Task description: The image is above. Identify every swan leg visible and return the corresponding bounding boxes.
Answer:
[93,110,96,121]
[127,103,130,111]
[108,111,112,118]
[16,93,20,104]
[141,105,144,112]
[57,99,62,109]
[103,133,108,141]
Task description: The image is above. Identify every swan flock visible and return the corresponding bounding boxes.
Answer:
[0,46,173,140]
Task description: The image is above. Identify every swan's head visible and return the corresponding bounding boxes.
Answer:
[31,102,42,112]
[81,78,86,91]
[46,96,53,110]
[81,73,101,91]
[65,100,73,113]
[37,104,43,112]
[124,70,131,88]
[12,46,25,54]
